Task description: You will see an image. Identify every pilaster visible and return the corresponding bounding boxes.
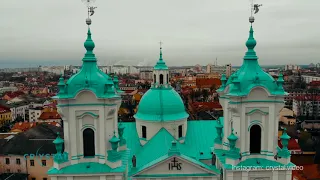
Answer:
[100,176,107,180]
[272,170,279,180]
[241,171,248,180]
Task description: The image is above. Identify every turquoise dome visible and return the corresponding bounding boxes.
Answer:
[134,87,189,121]
[218,26,286,96]
[55,28,119,99]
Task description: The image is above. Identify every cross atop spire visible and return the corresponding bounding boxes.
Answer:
[159,41,163,49]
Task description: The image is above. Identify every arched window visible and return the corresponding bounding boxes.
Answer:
[154,74,156,83]
[250,125,261,154]
[83,128,95,157]
[160,74,164,84]
[167,74,169,84]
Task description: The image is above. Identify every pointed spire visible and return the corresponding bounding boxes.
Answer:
[57,74,65,95]
[82,28,97,62]
[109,131,120,151]
[243,25,258,61]
[227,128,238,150]
[280,128,290,150]
[154,43,168,70]
[53,132,64,154]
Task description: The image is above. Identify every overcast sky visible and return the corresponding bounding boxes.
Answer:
[0,0,319,68]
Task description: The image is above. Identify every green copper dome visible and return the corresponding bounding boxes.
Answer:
[134,86,189,121]
[219,25,286,96]
[154,48,168,70]
[55,28,119,99]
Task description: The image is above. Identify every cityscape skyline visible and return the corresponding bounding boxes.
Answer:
[0,0,319,68]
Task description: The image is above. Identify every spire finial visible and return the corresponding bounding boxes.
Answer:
[159,41,163,60]
[249,0,262,24]
[82,0,97,26]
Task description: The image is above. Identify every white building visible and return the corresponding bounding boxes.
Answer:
[292,95,320,117]
[285,64,300,71]
[29,107,43,122]
[9,103,29,121]
[302,75,320,84]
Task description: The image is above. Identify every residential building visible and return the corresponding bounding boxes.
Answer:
[285,64,300,71]
[139,70,153,80]
[196,73,220,79]
[0,124,62,180]
[292,95,320,117]
[8,102,29,121]
[0,87,18,94]
[206,64,212,73]
[2,91,24,101]
[29,107,43,122]
[225,63,232,77]
[302,75,320,84]
[37,111,61,123]
[0,105,12,127]
[181,76,196,88]
[279,108,296,125]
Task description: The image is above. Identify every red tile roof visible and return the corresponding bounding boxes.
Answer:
[3,91,24,99]
[11,122,37,132]
[292,164,320,180]
[192,102,222,111]
[196,78,221,88]
[0,105,11,114]
[309,81,320,86]
[38,112,61,120]
[294,95,320,101]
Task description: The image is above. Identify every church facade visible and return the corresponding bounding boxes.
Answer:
[47,12,295,180]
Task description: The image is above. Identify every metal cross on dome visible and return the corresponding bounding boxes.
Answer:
[159,41,163,49]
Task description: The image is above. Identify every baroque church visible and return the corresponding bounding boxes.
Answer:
[47,6,295,180]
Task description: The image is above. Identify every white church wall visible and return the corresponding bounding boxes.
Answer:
[56,90,120,165]
[132,177,217,180]
[139,157,217,178]
[226,167,291,180]
[136,119,187,144]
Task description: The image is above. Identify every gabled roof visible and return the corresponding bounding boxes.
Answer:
[131,153,219,177]
[122,120,219,174]
[38,111,61,120]
[1,124,63,155]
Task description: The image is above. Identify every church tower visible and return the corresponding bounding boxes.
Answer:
[153,43,170,88]
[48,4,129,180]
[214,9,295,180]
[134,45,189,145]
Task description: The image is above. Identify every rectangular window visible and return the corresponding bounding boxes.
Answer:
[42,160,46,166]
[16,158,21,165]
[5,158,10,164]
[178,125,183,138]
[17,169,21,173]
[142,126,147,139]
[32,178,36,180]
[7,169,10,173]
[43,178,47,180]
[30,160,35,166]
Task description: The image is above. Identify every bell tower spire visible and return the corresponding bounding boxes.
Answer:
[153,41,170,88]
